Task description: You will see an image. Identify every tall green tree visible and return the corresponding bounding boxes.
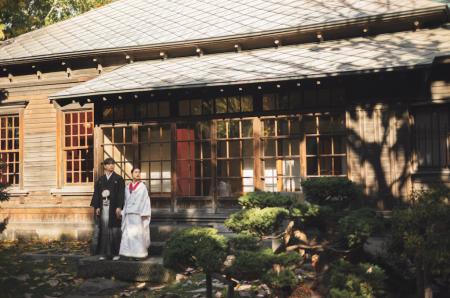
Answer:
[0,0,113,40]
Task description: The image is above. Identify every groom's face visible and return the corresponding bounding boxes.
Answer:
[104,163,115,172]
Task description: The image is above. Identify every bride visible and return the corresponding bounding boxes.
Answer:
[119,167,151,259]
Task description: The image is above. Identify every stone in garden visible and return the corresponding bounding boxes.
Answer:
[76,277,129,295]
[188,287,206,293]
[175,273,188,282]
[14,274,30,281]
[48,279,59,287]
[215,291,224,298]
[158,293,181,298]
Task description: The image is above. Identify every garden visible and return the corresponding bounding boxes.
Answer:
[0,177,449,298]
[163,177,450,298]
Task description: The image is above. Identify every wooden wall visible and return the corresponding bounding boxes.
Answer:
[0,67,106,240]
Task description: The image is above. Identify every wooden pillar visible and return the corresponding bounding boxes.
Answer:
[170,122,177,213]
[211,120,218,213]
[253,118,263,191]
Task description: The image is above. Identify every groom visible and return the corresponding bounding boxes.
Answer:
[91,158,125,260]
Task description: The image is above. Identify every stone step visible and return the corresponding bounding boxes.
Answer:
[77,256,173,282]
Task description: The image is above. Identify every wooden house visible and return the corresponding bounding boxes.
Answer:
[0,0,449,240]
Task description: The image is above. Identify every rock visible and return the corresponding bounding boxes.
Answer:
[238,291,252,297]
[158,293,180,298]
[212,282,225,288]
[175,273,188,282]
[136,282,146,289]
[48,279,59,287]
[77,277,129,295]
[188,288,206,293]
[14,274,30,281]
[215,291,224,298]
[237,284,252,291]
[24,293,32,298]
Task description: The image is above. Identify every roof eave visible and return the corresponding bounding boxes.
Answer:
[49,64,433,102]
[2,5,448,66]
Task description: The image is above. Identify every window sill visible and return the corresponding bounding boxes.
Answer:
[6,188,29,197]
[50,185,94,196]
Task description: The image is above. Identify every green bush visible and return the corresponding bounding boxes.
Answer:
[327,259,386,298]
[272,251,302,267]
[225,248,276,280]
[389,187,450,297]
[238,192,297,209]
[338,208,383,249]
[228,234,261,253]
[163,227,227,273]
[262,268,298,290]
[224,207,289,237]
[301,177,361,208]
[290,201,321,221]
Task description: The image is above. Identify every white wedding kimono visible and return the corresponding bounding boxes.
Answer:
[119,181,151,258]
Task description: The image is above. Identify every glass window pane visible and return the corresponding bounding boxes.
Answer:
[263,139,276,157]
[320,157,332,176]
[228,96,240,113]
[319,137,332,155]
[150,162,161,179]
[263,120,275,137]
[179,100,190,116]
[306,137,317,155]
[242,140,253,157]
[279,94,289,110]
[278,139,290,156]
[159,101,170,117]
[148,102,158,118]
[291,140,300,156]
[217,141,227,158]
[304,116,317,134]
[229,141,240,158]
[242,120,253,138]
[217,121,227,139]
[241,96,253,112]
[334,137,346,154]
[191,99,202,115]
[307,157,318,176]
[229,121,240,138]
[263,94,276,111]
[216,97,227,114]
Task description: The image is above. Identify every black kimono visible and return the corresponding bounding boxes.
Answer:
[90,172,125,257]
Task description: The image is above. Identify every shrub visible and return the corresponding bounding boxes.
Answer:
[224,207,289,237]
[238,192,297,209]
[225,248,276,280]
[272,251,302,267]
[389,187,450,297]
[301,177,361,208]
[262,268,298,291]
[338,208,383,249]
[290,201,322,222]
[163,227,227,273]
[327,259,386,298]
[228,234,261,253]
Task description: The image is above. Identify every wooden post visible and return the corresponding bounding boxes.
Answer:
[211,121,217,213]
[170,122,177,213]
[253,118,262,191]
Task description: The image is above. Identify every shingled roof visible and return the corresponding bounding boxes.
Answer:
[0,0,447,64]
[50,25,450,100]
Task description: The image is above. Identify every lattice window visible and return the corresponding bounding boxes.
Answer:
[102,126,133,181]
[0,115,20,185]
[63,111,94,183]
[414,106,449,169]
[176,122,212,197]
[216,119,254,197]
[139,124,172,195]
[305,114,347,176]
[261,117,302,191]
